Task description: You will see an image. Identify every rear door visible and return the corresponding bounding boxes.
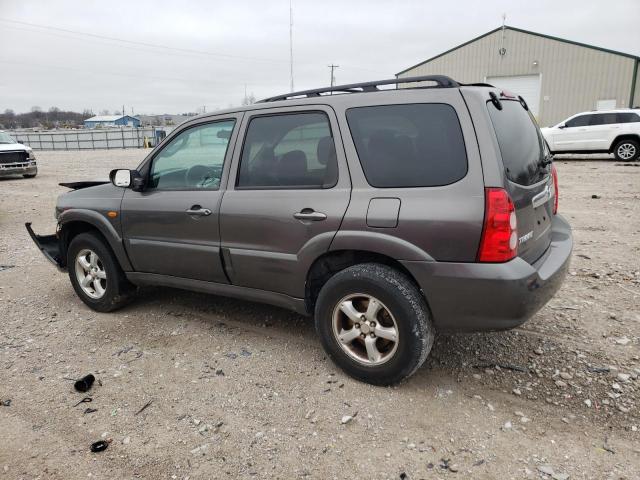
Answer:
[585,113,618,150]
[487,99,553,264]
[219,106,350,298]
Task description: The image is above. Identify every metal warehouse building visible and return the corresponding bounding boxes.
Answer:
[84,115,141,129]
[396,26,640,127]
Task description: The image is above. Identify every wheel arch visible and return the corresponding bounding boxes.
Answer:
[610,134,640,153]
[58,211,132,271]
[304,249,429,314]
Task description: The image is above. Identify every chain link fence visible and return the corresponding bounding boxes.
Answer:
[9,128,167,150]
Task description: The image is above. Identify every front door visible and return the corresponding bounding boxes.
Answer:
[219,107,350,298]
[552,113,592,151]
[121,117,239,282]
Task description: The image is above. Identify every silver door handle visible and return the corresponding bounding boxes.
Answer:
[186,207,212,216]
[294,210,327,221]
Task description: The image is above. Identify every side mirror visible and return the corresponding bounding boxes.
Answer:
[17,141,23,144]
[558,124,566,129]
[110,169,131,187]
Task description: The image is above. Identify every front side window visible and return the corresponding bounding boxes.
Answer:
[149,120,235,190]
[565,115,590,128]
[346,103,468,188]
[237,112,338,189]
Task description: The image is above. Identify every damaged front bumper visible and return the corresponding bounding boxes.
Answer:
[0,161,37,177]
[25,222,65,271]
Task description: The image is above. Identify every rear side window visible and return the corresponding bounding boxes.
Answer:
[565,115,590,128]
[589,113,617,125]
[237,112,338,189]
[345,104,467,188]
[616,112,640,123]
[487,99,548,186]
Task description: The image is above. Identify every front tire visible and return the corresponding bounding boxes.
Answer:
[67,232,134,312]
[613,139,639,161]
[23,173,37,178]
[315,263,434,385]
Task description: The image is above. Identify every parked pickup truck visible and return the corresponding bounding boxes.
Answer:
[0,131,38,178]
[27,76,572,385]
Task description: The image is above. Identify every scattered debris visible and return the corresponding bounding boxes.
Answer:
[74,374,95,393]
[83,408,98,415]
[1,399,11,407]
[0,265,15,272]
[473,362,528,373]
[90,440,110,453]
[341,412,358,424]
[73,397,92,407]
[135,400,153,416]
[591,194,601,199]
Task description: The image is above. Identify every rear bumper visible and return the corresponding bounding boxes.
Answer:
[0,161,37,176]
[402,214,573,332]
[25,223,65,271]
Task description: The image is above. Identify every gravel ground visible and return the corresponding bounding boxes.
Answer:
[0,150,639,479]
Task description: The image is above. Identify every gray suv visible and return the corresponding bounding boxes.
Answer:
[27,76,572,385]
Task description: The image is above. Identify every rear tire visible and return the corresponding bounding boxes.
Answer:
[613,139,639,161]
[67,232,135,312]
[314,263,434,386]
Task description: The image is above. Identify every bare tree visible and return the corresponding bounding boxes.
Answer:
[241,92,256,106]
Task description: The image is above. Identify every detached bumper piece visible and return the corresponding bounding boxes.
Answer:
[25,222,65,270]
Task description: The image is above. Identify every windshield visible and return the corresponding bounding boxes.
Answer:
[0,132,17,144]
[487,99,549,186]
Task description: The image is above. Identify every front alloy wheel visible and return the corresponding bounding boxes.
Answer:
[75,249,107,299]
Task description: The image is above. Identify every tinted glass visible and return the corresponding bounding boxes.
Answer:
[616,112,640,123]
[565,115,590,128]
[487,99,548,186]
[345,104,467,188]
[589,113,617,125]
[149,120,235,190]
[237,112,337,189]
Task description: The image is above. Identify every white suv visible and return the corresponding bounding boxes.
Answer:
[541,109,640,161]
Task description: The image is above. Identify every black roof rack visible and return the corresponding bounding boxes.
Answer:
[259,75,460,103]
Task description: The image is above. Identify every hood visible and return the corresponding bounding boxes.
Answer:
[0,143,30,152]
[57,182,125,209]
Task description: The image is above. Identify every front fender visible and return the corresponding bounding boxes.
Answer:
[58,209,133,271]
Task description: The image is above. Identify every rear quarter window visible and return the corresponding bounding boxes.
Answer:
[345,103,468,188]
[487,99,548,186]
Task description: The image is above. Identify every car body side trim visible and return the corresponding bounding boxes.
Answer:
[125,272,309,315]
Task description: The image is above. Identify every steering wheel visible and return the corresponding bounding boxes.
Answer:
[185,164,221,188]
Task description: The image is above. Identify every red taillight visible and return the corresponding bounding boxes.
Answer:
[477,188,518,263]
[551,164,559,215]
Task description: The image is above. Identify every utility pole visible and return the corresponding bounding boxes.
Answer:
[289,0,294,92]
[328,64,339,91]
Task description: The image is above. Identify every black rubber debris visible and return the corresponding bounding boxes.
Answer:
[90,440,109,453]
[74,374,95,393]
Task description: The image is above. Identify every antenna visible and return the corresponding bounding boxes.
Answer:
[289,0,294,91]
[328,64,339,88]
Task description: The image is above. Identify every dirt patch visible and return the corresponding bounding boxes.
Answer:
[0,151,638,479]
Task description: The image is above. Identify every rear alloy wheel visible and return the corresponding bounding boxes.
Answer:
[613,139,639,161]
[67,232,134,312]
[315,263,434,385]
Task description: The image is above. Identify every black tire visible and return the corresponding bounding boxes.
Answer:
[67,232,135,312]
[314,263,434,386]
[23,173,37,178]
[613,139,639,161]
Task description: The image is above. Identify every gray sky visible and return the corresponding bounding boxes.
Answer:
[1,0,639,114]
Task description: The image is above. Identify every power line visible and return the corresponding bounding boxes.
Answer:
[0,17,289,64]
[0,17,389,76]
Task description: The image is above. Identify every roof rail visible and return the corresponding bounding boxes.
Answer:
[259,75,460,103]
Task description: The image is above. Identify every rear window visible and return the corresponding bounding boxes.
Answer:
[487,99,548,186]
[345,104,468,188]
